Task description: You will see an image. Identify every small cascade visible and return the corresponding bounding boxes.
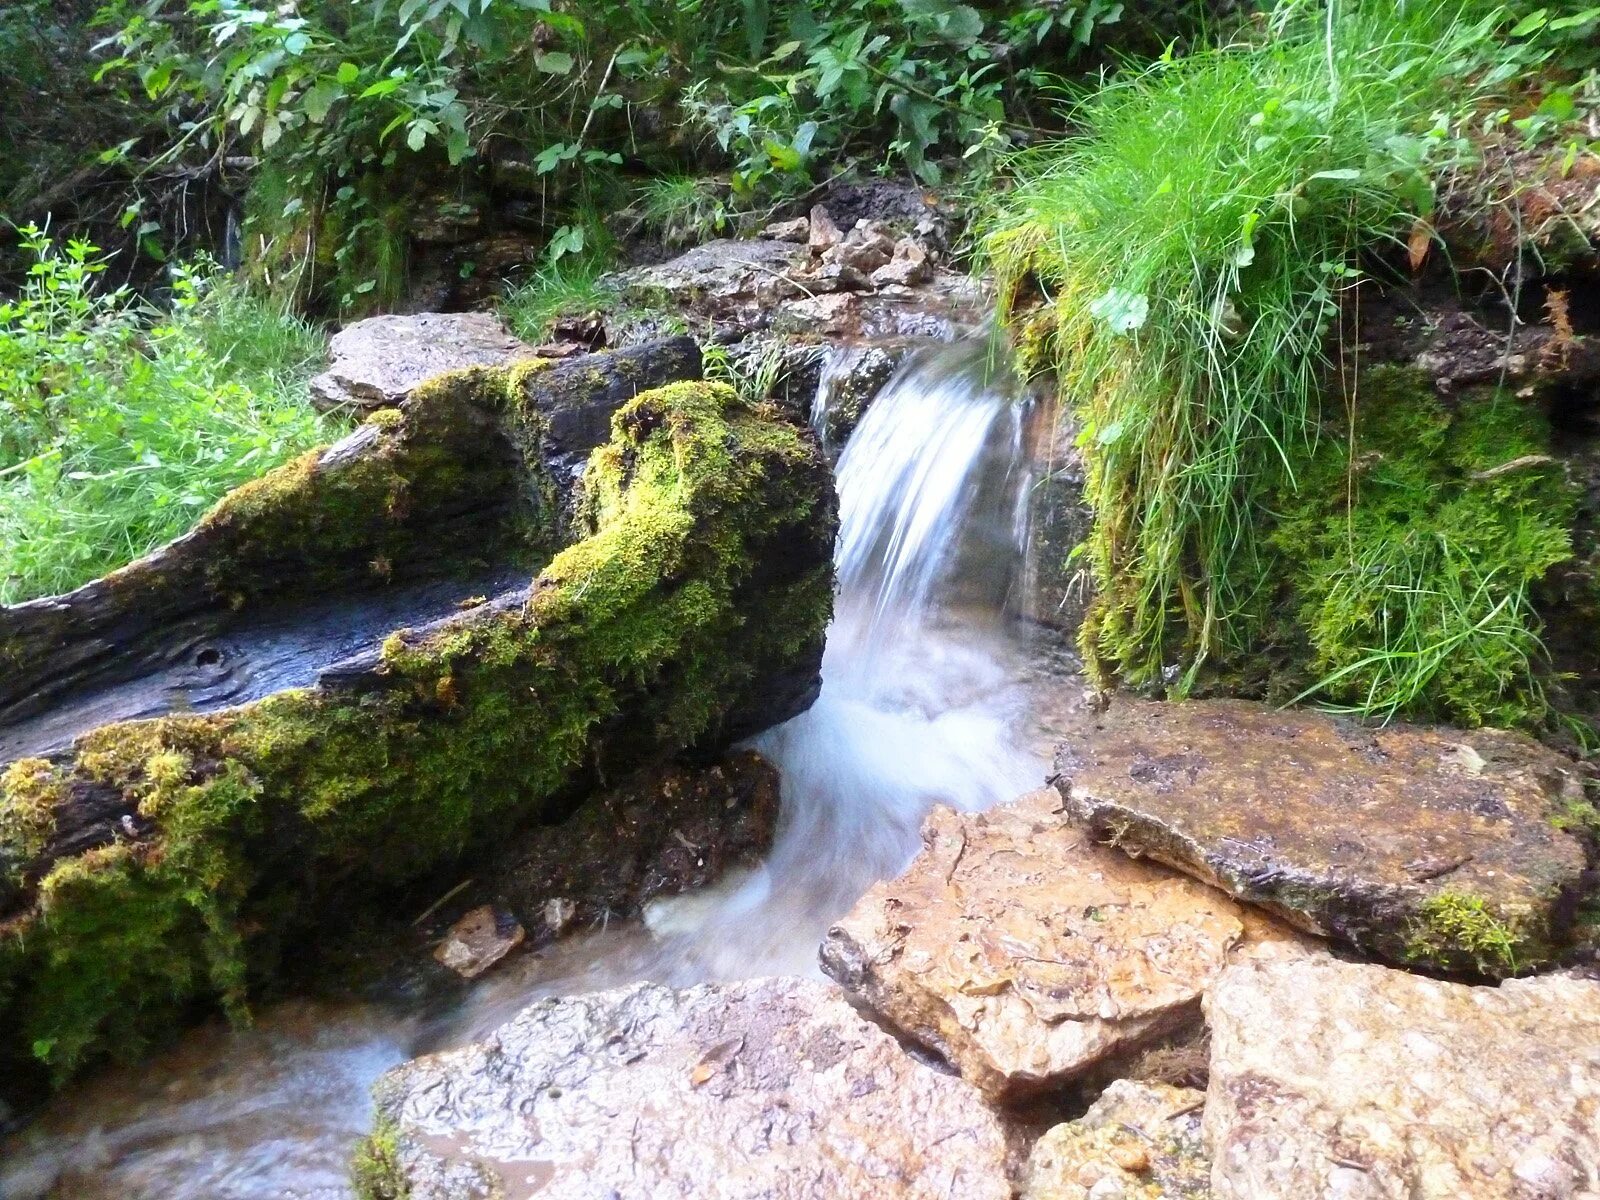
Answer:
[0,338,1048,1200]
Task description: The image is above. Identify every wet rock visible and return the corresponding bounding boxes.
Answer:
[1052,698,1591,976]
[455,749,782,951]
[431,905,524,979]
[1023,401,1095,634]
[367,977,1012,1200]
[1022,1080,1210,1200]
[808,203,844,253]
[1204,955,1600,1200]
[820,790,1247,1102]
[308,312,541,412]
[774,292,863,336]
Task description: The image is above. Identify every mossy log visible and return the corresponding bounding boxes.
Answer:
[0,345,836,1098]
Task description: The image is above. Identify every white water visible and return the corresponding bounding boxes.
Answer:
[0,339,1048,1199]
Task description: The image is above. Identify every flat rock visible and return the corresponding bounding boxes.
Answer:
[1204,955,1600,1199]
[1052,698,1591,976]
[369,977,1011,1200]
[1022,1080,1211,1200]
[819,789,1248,1102]
[309,312,541,410]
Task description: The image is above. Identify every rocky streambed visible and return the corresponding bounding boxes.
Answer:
[368,700,1600,1200]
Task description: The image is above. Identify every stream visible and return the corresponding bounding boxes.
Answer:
[0,338,1067,1199]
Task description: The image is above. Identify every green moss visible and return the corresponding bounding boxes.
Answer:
[1406,891,1522,976]
[1269,366,1576,726]
[0,758,60,865]
[0,376,833,1089]
[351,1117,411,1200]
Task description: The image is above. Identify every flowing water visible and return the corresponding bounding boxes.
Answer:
[0,339,1053,1199]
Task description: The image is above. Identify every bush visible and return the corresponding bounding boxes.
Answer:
[0,226,338,603]
[89,0,1214,309]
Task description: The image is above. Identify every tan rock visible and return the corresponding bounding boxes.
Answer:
[1204,955,1600,1200]
[308,312,541,411]
[1053,698,1591,976]
[808,203,844,253]
[871,237,931,287]
[369,977,1011,1200]
[431,905,524,978]
[762,216,811,242]
[820,789,1247,1101]
[1023,1079,1211,1200]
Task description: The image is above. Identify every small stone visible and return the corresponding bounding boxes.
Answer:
[808,204,843,253]
[541,897,577,935]
[432,905,524,978]
[870,238,931,287]
[833,223,896,274]
[1087,1179,1126,1200]
[1109,1145,1150,1174]
[762,216,810,242]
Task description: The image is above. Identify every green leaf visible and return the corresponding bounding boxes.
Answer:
[406,122,428,152]
[302,80,342,124]
[1509,8,1548,36]
[360,77,403,99]
[765,139,803,172]
[535,50,574,74]
[336,61,361,85]
[1088,287,1149,335]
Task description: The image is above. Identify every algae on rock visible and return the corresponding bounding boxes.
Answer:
[0,366,834,1096]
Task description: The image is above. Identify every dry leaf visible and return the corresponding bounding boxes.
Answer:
[1407,219,1432,272]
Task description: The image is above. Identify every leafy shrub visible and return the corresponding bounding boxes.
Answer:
[90,0,1209,308]
[0,226,337,603]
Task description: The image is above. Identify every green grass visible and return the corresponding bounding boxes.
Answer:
[500,256,617,345]
[0,230,339,603]
[633,174,732,248]
[982,0,1506,707]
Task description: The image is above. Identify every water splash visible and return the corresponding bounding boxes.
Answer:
[0,338,1048,1199]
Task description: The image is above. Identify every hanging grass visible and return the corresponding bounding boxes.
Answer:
[982,0,1502,702]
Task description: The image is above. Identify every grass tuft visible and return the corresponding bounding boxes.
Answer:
[982,0,1499,701]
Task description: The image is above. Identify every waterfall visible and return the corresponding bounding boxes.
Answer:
[633,338,1045,977]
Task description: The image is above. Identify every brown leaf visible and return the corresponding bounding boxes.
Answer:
[1407,219,1432,272]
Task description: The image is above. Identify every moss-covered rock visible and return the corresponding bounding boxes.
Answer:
[0,367,834,1100]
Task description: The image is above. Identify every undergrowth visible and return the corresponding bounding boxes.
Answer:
[982,0,1562,723]
[0,226,337,603]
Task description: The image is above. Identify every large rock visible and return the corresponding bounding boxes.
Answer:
[819,789,1249,1102]
[1204,955,1600,1200]
[1022,1080,1211,1200]
[0,350,835,1100]
[1052,698,1592,976]
[309,312,541,411]
[364,977,1012,1200]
